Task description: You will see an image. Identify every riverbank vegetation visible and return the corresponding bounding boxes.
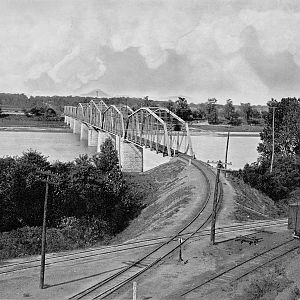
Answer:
[0,138,143,259]
[0,92,266,129]
[232,98,300,210]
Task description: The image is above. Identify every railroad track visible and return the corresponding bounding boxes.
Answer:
[67,155,222,299]
[181,238,299,297]
[0,218,287,276]
[0,218,287,278]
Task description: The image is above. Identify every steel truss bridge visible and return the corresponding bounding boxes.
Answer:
[64,99,194,157]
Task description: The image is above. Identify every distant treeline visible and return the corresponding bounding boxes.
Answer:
[0,92,268,124]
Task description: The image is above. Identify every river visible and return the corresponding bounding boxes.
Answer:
[0,129,261,170]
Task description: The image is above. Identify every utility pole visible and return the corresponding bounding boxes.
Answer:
[207,160,232,245]
[37,171,58,289]
[224,131,230,178]
[270,107,276,173]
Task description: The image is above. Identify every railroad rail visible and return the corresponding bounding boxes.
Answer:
[181,238,299,297]
[0,219,287,276]
[0,219,287,277]
[67,156,222,299]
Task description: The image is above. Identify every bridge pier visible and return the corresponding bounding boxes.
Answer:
[73,119,81,134]
[88,128,98,147]
[69,117,74,129]
[64,116,70,125]
[80,123,88,140]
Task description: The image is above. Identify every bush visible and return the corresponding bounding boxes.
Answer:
[234,266,292,300]
[0,217,111,260]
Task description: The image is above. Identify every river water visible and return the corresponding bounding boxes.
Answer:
[0,129,261,170]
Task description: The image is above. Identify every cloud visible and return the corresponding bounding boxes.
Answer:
[1,0,300,103]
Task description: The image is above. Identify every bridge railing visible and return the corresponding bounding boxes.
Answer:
[64,106,78,118]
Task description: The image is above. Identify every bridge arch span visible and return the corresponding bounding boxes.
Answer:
[102,105,125,138]
[125,107,171,156]
[153,107,194,156]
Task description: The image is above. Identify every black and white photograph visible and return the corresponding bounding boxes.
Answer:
[0,0,300,299]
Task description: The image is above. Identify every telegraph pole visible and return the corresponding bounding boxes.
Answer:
[207,160,232,245]
[224,131,230,178]
[37,171,58,289]
[270,107,276,173]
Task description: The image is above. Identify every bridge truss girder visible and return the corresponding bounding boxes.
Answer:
[78,103,89,122]
[89,100,107,128]
[125,107,171,156]
[63,100,194,158]
[154,107,194,156]
[102,105,125,137]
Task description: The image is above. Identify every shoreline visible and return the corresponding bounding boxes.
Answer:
[190,130,260,137]
[0,126,71,133]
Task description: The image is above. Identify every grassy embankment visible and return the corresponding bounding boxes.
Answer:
[227,174,287,221]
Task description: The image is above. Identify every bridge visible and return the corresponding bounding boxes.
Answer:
[63,99,194,172]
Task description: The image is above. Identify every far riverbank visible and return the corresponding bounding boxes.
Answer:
[0,114,67,129]
[0,126,71,133]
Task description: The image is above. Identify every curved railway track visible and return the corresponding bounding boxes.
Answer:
[0,219,287,276]
[181,238,299,297]
[0,156,291,300]
[67,155,222,299]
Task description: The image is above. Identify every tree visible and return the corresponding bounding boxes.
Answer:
[258,98,300,161]
[240,103,253,124]
[206,98,219,124]
[192,108,205,120]
[238,98,300,203]
[94,138,119,173]
[175,97,192,121]
[223,99,241,125]
[166,100,176,113]
[224,99,235,121]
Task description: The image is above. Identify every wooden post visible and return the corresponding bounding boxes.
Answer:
[224,131,230,178]
[179,238,183,261]
[133,281,137,300]
[37,171,58,289]
[210,165,221,245]
[40,176,49,289]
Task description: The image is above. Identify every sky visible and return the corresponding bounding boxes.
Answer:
[1,0,300,105]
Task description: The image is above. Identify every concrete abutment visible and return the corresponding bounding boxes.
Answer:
[80,123,88,140]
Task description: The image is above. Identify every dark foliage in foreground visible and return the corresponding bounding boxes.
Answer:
[0,138,142,236]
